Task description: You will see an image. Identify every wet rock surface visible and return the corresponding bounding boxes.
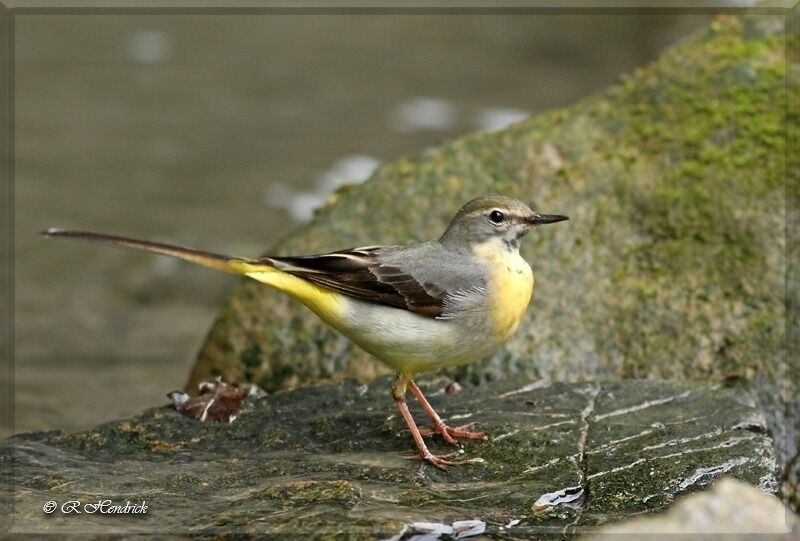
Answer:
[3,378,778,537]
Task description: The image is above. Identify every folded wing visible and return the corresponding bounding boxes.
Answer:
[265,242,488,319]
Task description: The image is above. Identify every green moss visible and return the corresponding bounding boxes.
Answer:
[255,479,358,508]
[579,13,787,380]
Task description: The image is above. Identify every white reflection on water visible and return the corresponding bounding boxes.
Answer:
[264,154,381,222]
[315,154,381,192]
[125,30,173,65]
[388,97,457,133]
[473,107,529,132]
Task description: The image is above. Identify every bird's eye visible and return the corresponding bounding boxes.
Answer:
[489,210,505,224]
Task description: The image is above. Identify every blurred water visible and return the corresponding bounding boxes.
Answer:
[11,13,710,437]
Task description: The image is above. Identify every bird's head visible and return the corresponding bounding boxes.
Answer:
[439,195,568,253]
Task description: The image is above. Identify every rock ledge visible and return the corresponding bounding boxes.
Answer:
[2,378,777,537]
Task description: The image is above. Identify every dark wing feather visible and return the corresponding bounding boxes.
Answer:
[264,247,444,318]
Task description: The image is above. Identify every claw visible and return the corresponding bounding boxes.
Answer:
[421,452,485,470]
[445,423,490,441]
[418,425,461,446]
[419,422,489,445]
[421,452,471,470]
[402,450,461,461]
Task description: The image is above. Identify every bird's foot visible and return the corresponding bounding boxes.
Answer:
[418,422,489,446]
[403,450,475,470]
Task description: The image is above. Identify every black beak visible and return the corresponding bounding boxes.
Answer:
[527,213,569,225]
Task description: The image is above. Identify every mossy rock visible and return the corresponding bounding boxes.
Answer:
[189,12,789,397]
[2,379,778,537]
[185,11,795,510]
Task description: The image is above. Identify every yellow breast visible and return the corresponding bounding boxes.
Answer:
[473,239,534,340]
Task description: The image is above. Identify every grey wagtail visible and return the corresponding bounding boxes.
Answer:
[43,195,567,469]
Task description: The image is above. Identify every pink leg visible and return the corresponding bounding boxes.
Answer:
[392,376,470,470]
[407,380,489,445]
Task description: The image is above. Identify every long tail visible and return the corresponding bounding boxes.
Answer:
[41,228,268,275]
[42,228,346,322]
